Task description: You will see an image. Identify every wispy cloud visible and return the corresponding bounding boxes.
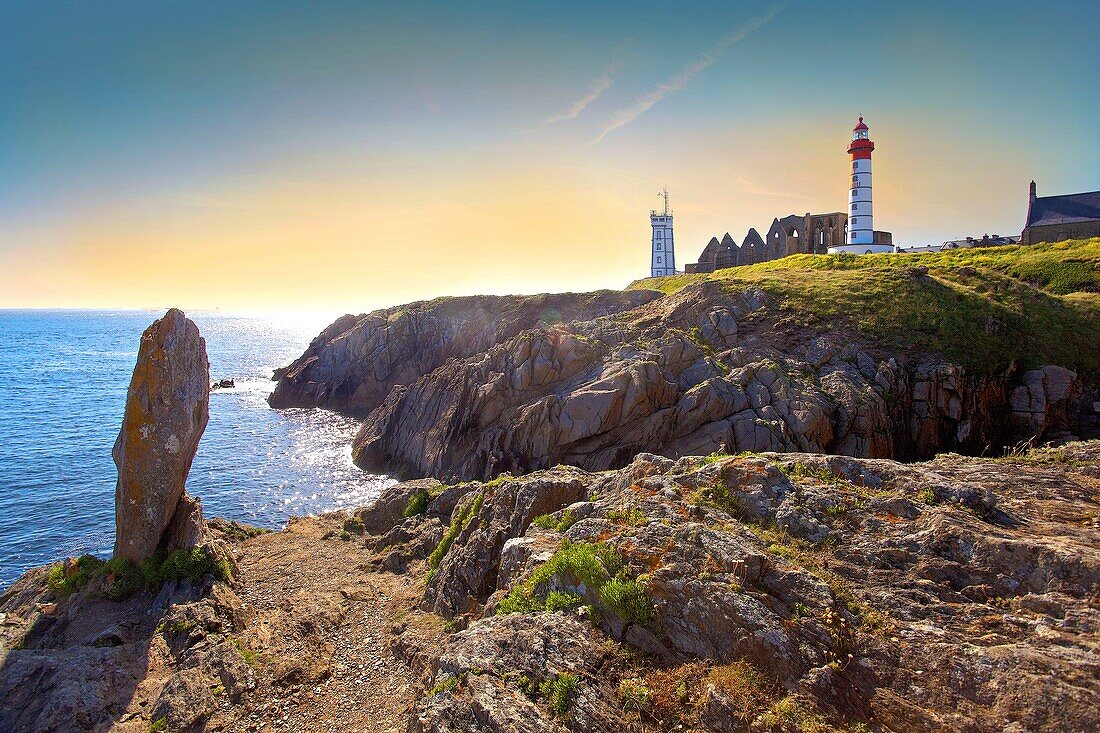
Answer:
[544,59,622,125]
[593,2,787,143]
[736,176,803,200]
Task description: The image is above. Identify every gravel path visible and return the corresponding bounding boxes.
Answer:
[222,517,417,733]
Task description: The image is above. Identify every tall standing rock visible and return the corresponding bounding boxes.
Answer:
[113,308,211,563]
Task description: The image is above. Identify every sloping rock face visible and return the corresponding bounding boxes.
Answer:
[371,442,1100,732]
[268,291,661,416]
[114,308,211,563]
[339,282,1087,481]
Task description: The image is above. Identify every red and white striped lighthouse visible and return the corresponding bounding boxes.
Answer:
[830,116,893,254]
[847,116,874,245]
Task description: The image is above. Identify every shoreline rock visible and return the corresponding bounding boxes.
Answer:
[267,291,661,416]
[113,308,215,563]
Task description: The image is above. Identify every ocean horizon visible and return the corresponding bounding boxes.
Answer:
[0,308,393,588]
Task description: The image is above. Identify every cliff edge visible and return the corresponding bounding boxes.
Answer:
[272,240,1100,482]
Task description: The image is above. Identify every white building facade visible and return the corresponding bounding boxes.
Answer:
[650,189,676,276]
[829,117,894,255]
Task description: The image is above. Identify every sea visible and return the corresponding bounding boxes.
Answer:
[0,309,394,588]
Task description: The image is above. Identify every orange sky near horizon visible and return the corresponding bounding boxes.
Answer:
[2,1,1094,315]
[0,117,1044,315]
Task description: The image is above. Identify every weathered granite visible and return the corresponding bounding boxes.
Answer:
[113,308,211,563]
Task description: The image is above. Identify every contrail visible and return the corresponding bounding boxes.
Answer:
[544,59,622,124]
[593,2,787,143]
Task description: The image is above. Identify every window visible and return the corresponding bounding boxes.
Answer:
[852,217,858,225]
[792,229,798,237]
[656,255,663,263]
[655,242,662,251]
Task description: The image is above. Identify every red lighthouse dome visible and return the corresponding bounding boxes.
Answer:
[848,115,874,158]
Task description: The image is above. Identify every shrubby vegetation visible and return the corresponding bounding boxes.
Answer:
[539,672,577,715]
[46,546,232,601]
[496,538,653,625]
[426,492,484,583]
[532,508,578,533]
[403,490,429,517]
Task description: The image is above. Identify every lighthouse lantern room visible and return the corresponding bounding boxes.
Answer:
[828,116,894,255]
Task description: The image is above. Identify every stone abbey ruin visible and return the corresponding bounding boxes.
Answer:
[686,211,894,273]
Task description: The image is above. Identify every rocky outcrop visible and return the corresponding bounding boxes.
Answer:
[268,291,661,416]
[113,308,213,563]
[3,444,1098,732]
[339,282,1087,482]
[1008,365,1079,440]
[376,442,1100,733]
[0,516,413,733]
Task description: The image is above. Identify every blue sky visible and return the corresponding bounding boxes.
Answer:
[1,0,1097,310]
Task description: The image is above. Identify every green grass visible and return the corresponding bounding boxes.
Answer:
[539,673,578,715]
[599,578,654,625]
[46,555,104,596]
[141,547,233,587]
[428,673,463,696]
[427,491,485,580]
[46,547,231,601]
[148,718,168,733]
[403,490,429,518]
[629,239,1100,374]
[532,508,579,533]
[232,637,258,667]
[497,539,654,625]
[691,476,746,518]
[545,591,584,612]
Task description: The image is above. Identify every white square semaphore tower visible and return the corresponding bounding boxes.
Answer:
[650,188,676,277]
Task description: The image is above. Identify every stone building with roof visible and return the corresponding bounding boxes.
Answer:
[1021,181,1100,244]
[684,211,893,273]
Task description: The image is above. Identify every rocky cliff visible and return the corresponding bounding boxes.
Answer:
[268,291,661,416]
[272,241,1100,482]
[2,444,1097,732]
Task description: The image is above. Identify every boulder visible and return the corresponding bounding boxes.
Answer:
[113,308,211,563]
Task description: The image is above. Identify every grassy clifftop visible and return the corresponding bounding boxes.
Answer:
[629,239,1100,374]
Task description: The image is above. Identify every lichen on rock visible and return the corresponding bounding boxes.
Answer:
[113,308,215,563]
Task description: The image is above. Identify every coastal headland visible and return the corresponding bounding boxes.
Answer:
[1,240,1098,732]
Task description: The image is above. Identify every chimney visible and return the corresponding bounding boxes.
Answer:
[1029,180,1037,203]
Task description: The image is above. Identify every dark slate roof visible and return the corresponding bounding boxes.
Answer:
[1026,190,1100,227]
